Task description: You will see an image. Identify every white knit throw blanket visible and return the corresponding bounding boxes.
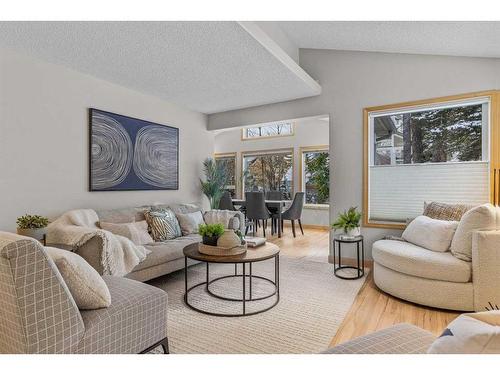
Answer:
[46,209,150,276]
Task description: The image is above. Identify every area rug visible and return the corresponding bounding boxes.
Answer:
[149,256,366,354]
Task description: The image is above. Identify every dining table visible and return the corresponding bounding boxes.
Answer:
[231,198,291,238]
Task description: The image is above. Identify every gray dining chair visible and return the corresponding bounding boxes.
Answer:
[219,190,236,211]
[245,192,271,237]
[266,191,283,234]
[281,192,305,237]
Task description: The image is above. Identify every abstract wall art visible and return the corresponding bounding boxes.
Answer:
[89,108,179,191]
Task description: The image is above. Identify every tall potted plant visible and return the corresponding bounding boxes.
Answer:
[200,157,230,209]
[331,207,362,237]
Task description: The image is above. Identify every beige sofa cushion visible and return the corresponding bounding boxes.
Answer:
[428,311,500,354]
[96,206,151,223]
[99,220,153,245]
[133,234,201,271]
[176,211,205,235]
[451,204,497,261]
[402,215,458,252]
[45,247,111,310]
[373,240,471,283]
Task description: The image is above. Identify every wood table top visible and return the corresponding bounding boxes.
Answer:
[183,242,280,263]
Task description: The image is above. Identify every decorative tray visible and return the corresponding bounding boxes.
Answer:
[198,242,247,256]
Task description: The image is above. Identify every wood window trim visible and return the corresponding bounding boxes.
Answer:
[299,145,330,208]
[240,147,295,198]
[363,90,500,230]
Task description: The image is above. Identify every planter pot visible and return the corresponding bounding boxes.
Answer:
[345,227,361,237]
[217,230,241,248]
[202,235,219,246]
[17,227,47,240]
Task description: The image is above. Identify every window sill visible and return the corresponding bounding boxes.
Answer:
[304,204,330,210]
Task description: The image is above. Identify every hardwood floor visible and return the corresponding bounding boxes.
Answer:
[328,272,459,347]
[261,225,460,347]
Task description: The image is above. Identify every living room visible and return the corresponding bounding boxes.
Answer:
[1,1,500,373]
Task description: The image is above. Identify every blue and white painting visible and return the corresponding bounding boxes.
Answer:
[89,109,179,191]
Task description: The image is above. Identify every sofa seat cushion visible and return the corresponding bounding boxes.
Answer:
[133,234,201,271]
[77,276,167,354]
[372,240,471,283]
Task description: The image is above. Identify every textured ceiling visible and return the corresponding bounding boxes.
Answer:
[0,21,320,114]
[273,21,500,58]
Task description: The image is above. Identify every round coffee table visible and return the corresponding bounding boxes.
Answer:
[183,242,280,317]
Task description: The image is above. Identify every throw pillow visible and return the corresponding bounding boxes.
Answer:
[450,203,497,262]
[144,208,182,241]
[428,311,500,353]
[423,201,474,221]
[45,247,111,310]
[402,215,458,252]
[204,210,240,230]
[176,211,205,235]
[99,220,153,245]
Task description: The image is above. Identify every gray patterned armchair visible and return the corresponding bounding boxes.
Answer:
[0,232,169,354]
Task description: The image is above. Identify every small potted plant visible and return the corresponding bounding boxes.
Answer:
[331,207,362,237]
[16,214,50,240]
[198,223,225,246]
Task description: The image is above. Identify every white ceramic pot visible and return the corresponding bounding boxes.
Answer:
[345,227,361,237]
[17,227,47,240]
[217,229,241,249]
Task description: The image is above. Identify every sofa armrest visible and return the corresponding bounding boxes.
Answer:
[74,236,105,275]
[472,230,500,311]
[322,324,435,354]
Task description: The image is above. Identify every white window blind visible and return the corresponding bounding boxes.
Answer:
[369,161,489,223]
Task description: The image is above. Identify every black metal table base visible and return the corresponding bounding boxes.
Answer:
[333,236,365,280]
[184,255,280,317]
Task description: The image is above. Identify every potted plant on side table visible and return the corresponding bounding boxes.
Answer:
[331,207,361,238]
[16,214,50,242]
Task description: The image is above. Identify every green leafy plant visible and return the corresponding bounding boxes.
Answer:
[16,214,49,229]
[200,158,230,209]
[304,151,330,204]
[198,223,225,238]
[331,207,361,233]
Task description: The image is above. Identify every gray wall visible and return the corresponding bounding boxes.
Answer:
[0,48,213,232]
[209,49,500,258]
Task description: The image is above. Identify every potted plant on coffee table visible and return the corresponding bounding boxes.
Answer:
[198,223,225,246]
[331,207,362,237]
[16,214,50,241]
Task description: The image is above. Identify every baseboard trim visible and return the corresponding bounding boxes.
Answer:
[282,223,329,230]
[328,254,373,268]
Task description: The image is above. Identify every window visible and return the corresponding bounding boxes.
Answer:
[214,153,237,197]
[300,147,330,206]
[242,149,293,199]
[365,93,494,227]
[242,121,294,140]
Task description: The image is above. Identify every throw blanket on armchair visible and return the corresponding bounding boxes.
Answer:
[47,209,150,276]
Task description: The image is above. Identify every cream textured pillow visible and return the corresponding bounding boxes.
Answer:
[99,220,154,245]
[45,247,111,310]
[451,204,496,261]
[176,211,205,235]
[428,311,500,353]
[402,215,458,252]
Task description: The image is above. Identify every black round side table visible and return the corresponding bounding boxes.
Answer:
[333,234,364,280]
